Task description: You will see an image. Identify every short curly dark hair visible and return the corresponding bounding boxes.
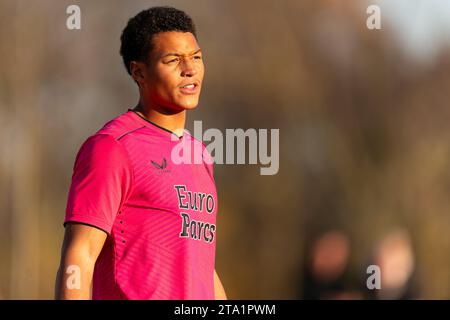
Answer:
[120,6,197,75]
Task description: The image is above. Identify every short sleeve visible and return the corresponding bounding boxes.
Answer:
[64,134,133,234]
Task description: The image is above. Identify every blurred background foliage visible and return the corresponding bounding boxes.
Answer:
[0,0,449,299]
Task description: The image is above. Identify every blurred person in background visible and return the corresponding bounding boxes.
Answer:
[367,229,419,300]
[55,6,226,300]
[301,230,362,299]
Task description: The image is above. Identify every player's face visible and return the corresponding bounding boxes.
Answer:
[140,31,204,112]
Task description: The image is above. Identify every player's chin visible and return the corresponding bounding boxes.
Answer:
[175,96,200,110]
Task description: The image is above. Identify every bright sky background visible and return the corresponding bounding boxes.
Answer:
[370,0,450,62]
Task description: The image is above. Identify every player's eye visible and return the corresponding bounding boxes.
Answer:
[193,55,202,60]
[165,57,180,64]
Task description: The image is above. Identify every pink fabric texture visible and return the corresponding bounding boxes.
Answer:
[65,109,217,299]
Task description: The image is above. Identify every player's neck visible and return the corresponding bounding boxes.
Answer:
[133,99,186,137]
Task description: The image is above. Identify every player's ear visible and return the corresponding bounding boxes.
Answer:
[130,61,146,87]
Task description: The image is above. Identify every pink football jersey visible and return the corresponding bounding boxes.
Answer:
[64,109,218,299]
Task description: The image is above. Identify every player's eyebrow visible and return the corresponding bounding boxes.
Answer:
[161,48,202,58]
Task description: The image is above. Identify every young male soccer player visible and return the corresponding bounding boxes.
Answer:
[55,6,227,300]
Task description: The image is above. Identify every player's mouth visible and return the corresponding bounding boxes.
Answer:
[179,81,200,95]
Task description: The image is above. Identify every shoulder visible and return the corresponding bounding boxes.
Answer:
[73,134,125,169]
[80,133,121,153]
[95,110,145,140]
[75,110,145,160]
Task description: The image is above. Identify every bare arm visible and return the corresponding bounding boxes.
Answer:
[214,269,227,300]
[55,223,107,300]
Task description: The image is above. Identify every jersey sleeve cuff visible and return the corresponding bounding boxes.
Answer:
[64,213,113,235]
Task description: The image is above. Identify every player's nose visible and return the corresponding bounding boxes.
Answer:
[180,60,198,77]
